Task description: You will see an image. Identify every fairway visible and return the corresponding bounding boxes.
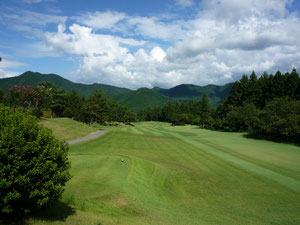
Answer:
[30,122,300,225]
[40,118,98,141]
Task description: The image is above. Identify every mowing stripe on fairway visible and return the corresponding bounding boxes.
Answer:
[158,128,300,193]
[129,126,144,135]
[141,126,166,137]
[136,126,158,136]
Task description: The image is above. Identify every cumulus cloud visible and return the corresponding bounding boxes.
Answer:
[72,11,187,42]
[42,0,300,88]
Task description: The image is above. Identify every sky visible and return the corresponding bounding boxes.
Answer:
[1,0,300,89]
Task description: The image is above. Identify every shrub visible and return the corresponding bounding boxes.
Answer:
[0,105,71,216]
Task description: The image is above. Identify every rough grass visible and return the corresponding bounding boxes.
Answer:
[40,118,98,141]
[27,121,300,225]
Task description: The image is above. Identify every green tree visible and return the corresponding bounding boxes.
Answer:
[224,103,260,132]
[0,105,71,215]
[250,97,300,140]
[0,89,5,103]
[63,90,85,120]
[83,89,108,125]
[199,94,212,128]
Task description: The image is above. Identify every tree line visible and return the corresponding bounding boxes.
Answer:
[139,69,300,142]
[0,82,136,125]
[138,94,213,127]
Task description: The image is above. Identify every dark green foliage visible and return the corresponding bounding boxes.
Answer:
[0,71,233,111]
[139,96,213,127]
[216,69,300,141]
[82,90,109,125]
[156,83,233,107]
[0,105,71,215]
[118,88,173,112]
[0,71,132,100]
[222,69,299,111]
[0,89,5,103]
[1,81,135,125]
[48,89,68,117]
[250,97,300,141]
[222,103,260,132]
[63,90,85,120]
[199,94,212,128]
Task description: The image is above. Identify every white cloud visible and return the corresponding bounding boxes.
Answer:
[126,16,186,41]
[0,69,21,78]
[73,11,126,30]
[176,0,194,7]
[0,59,27,69]
[151,46,166,62]
[73,10,187,42]
[0,59,26,79]
[43,0,300,88]
[1,9,67,38]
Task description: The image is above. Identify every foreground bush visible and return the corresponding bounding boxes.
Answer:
[0,105,71,216]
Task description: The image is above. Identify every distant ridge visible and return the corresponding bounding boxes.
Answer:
[0,71,132,100]
[118,88,173,112]
[155,83,233,107]
[0,71,233,111]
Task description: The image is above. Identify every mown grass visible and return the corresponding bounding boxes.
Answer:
[40,118,98,141]
[28,120,300,225]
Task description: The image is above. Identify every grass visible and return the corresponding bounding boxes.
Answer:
[40,118,98,141]
[27,120,300,225]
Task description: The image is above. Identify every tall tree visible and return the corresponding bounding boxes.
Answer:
[199,94,212,128]
[83,89,108,125]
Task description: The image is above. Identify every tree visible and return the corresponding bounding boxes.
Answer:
[0,105,71,215]
[0,89,5,103]
[250,97,300,140]
[63,90,85,120]
[199,94,212,128]
[224,103,260,132]
[83,89,108,125]
[7,84,41,110]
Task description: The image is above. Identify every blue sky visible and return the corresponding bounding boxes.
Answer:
[1,0,300,89]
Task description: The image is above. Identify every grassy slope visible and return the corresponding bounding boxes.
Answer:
[40,118,98,141]
[29,122,300,225]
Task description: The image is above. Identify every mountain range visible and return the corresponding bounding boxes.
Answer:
[0,71,233,111]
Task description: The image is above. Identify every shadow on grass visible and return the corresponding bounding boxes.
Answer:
[243,133,300,146]
[0,201,75,225]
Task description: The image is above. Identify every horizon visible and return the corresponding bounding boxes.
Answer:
[2,70,236,90]
[1,0,300,89]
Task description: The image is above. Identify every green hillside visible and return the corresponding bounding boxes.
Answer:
[156,83,233,107]
[0,71,233,111]
[117,88,173,112]
[0,71,132,99]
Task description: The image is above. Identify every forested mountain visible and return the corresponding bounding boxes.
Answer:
[118,88,173,112]
[0,71,132,99]
[154,83,233,107]
[0,71,232,111]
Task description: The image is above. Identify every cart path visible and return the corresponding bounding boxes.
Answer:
[68,129,107,145]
